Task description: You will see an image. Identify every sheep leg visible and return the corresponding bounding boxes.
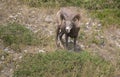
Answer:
[59,32,64,48]
[65,34,68,49]
[56,27,60,47]
[74,37,77,51]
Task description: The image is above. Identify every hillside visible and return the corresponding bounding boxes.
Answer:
[0,0,120,77]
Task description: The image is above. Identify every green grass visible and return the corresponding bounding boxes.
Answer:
[0,23,44,51]
[0,50,9,71]
[20,0,120,9]
[13,51,114,77]
[90,9,120,28]
[20,0,120,28]
[0,23,35,45]
[0,50,15,72]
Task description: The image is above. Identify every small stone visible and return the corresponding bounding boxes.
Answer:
[86,22,89,26]
[1,56,5,60]
[24,50,28,53]
[19,56,22,59]
[39,50,45,53]
[92,22,96,26]
[9,15,14,18]
[49,31,53,35]
[4,47,9,51]
[0,61,3,64]
[115,42,120,47]
[17,12,22,15]
[80,44,85,49]
[10,68,13,72]
[45,15,53,23]
[98,23,102,27]
[13,57,17,61]
[100,36,104,39]
[1,70,4,73]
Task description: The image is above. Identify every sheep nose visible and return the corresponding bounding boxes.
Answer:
[65,27,70,33]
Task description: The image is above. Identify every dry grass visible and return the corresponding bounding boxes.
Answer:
[13,51,115,77]
[0,0,120,77]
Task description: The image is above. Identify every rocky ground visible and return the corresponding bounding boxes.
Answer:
[0,0,120,77]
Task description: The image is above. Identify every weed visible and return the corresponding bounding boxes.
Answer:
[13,51,114,77]
[90,9,120,28]
[0,50,11,71]
[20,0,120,9]
[0,23,38,51]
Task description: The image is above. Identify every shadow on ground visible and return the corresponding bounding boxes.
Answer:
[58,41,82,52]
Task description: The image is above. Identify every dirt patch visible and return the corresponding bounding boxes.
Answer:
[0,0,120,76]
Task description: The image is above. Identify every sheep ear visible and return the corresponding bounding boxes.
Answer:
[73,14,80,22]
[60,13,66,20]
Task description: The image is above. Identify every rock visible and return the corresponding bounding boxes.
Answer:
[17,12,22,15]
[98,23,102,27]
[4,47,14,54]
[38,50,45,53]
[4,47,9,52]
[9,15,14,19]
[1,56,5,60]
[1,67,13,77]
[80,44,85,49]
[92,22,96,26]
[115,41,120,47]
[49,31,53,35]
[100,36,104,39]
[19,56,22,59]
[0,61,3,64]
[45,15,53,23]
[24,50,28,53]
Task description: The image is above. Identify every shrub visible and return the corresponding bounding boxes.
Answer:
[13,51,114,77]
[0,23,37,51]
[20,0,120,9]
[90,9,120,27]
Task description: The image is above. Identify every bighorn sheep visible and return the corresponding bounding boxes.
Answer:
[56,7,80,51]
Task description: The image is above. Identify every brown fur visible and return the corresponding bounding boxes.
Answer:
[56,7,81,51]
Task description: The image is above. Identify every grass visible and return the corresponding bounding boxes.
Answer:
[0,50,15,72]
[20,0,120,28]
[0,23,35,45]
[78,26,105,47]
[13,51,114,77]
[0,23,50,51]
[0,0,119,77]
[20,0,120,9]
[0,50,9,71]
[90,9,120,28]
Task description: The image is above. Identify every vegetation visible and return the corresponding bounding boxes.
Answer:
[0,23,34,45]
[0,50,17,73]
[0,0,119,77]
[20,0,120,27]
[13,51,114,77]
[21,0,120,9]
[0,50,9,71]
[0,23,42,51]
[90,9,120,28]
